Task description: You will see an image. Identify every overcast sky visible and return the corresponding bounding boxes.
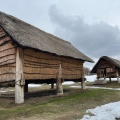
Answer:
[1,0,120,68]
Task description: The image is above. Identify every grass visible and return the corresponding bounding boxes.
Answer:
[0,85,120,120]
[86,80,120,88]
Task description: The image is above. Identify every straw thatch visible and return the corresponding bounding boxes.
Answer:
[0,12,94,84]
[91,56,120,73]
[0,12,93,62]
[91,56,120,80]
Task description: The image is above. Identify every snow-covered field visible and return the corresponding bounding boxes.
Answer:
[80,101,120,120]
[86,75,97,82]
[76,75,120,120]
[86,75,118,82]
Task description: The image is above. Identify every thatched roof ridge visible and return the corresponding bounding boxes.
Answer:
[91,56,120,73]
[0,12,93,62]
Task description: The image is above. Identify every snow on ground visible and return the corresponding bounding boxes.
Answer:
[0,90,7,93]
[28,84,42,87]
[86,75,97,82]
[0,90,15,93]
[70,86,120,91]
[63,81,75,85]
[62,75,97,85]
[86,75,118,82]
[63,75,118,84]
[80,101,120,120]
[0,88,15,93]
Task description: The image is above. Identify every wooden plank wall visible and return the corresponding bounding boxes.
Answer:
[24,49,60,80]
[61,57,83,79]
[97,60,114,69]
[0,26,16,82]
[0,26,84,82]
[96,59,120,78]
[24,49,83,80]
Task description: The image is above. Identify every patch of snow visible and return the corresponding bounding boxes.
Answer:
[85,75,118,82]
[0,91,7,93]
[71,86,120,91]
[71,86,81,88]
[63,81,75,85]
[80,101,120,120]
[85,75,97,82]
[0,89,15,93]
[99,78,118,81]
[9,90,15,92]
[28,84,42,87]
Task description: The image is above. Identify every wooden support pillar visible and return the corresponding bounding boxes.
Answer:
[24,82,28,93]
[81,67,86,89]
[117,70,120,83]
[56,63,63,95]
[104,74,106,80]
[15,48,25,104]
[109,78,111,82]
[81,78,85,89]
[51,83,54,89]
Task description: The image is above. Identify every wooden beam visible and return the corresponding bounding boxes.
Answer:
[24,82,28,93]
[56,63,63,95]
[109,78,111,82]
[116,70,120,83]
[81,67,86,89]
[51,83,54,89]
[81,78,85,89]
[15,47,25,104]
[104,74,106,80]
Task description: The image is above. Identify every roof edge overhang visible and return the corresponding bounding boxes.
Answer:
[91,56,120,73]
[0,12,94,63]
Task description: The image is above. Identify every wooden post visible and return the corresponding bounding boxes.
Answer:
[24,82,28,93]
[116,70,120,83]
[51,83,54,89]
[15,47,25,104]
[109,78,111,82]
[81,78,85,89]
[103,69,106,81]
[104,75,106,80]
[56,63,63,95]
[81,67,86,89]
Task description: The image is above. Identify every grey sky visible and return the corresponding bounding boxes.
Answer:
[1,0,120,68]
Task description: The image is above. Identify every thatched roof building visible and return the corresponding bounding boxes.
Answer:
[0,12,93,103]
[91,56,120,83]
[0,12,93,62]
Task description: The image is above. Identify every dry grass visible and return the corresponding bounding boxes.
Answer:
[0,84,120,120]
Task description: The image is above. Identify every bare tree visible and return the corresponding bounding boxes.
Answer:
[84,67,91,76]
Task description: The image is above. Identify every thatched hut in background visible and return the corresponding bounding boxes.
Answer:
[91,56,120,84]
[0,12,93,103]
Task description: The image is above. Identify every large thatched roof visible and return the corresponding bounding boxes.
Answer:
[0,12,93,62]
[91,56,120,73]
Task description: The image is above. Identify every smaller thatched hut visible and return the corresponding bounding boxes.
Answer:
[0,12,93,103]
[91,56,120,83]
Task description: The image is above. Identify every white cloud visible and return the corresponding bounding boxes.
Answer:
[49,5,120,60]
[1,0,120,67]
